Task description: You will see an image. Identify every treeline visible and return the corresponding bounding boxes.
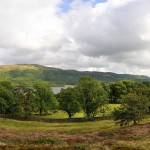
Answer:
[0,76,149,126]
[57,76,150,126]
[0,81,57,117]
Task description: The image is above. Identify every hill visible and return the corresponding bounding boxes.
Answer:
[0,64,149,86]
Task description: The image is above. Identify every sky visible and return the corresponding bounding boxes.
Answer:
[0,0,150,76]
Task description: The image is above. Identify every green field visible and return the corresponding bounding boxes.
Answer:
[0,110,149,150]
[0,118,118,133]
[41,104,120,119]
[0,118,149,150]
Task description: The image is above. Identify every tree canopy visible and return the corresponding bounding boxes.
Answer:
[57,87,80,118]
[34,82,58,115]
[0,81,15,115]
[113,93,149,126]
[77,76,108,118]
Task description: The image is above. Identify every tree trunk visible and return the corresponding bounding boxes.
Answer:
[68,113,72,118]
[133,120,137,125]
[40,108,42,115]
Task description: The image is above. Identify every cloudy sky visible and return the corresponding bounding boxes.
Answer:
[0,0,150,76]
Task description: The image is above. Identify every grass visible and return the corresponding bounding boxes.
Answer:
[41,104,121,119]
[112,140,150,150]
[0,117,149,150]
[42,110,84,119]
[0,104,149,150]
[0,118,117,133]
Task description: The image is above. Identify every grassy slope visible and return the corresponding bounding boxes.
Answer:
[0,118,117,133]
[0,105,149,150]
[0,64,150,86]
[0,117,150,150]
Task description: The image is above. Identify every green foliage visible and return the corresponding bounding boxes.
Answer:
[14,86,35,117]
[77,76,108,118]
[142,81,150,87]
[135,85,150,113]
[109,81,127,103]
[0,81,14,90]
[135,84,150,98]
[0,98,8,114]
[43,69,80,85]
[34,82,58,115]
[109,80,137,103]
[0,64,149,86]
[0,71,149,123]
[0,81,15,115]
[113,93,149,126]
[57,87,80,118]
[122,80,137,93]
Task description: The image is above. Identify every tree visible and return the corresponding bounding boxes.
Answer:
[34,82,58,115]
[109,81,127,103]
[0,98,8,114]
[113,93,149,126]
[109,80,138,104]
[121,80,136,93]
[142,81,150,88]
[14,86,35,117]
[0,82,15,115]
[77,76,108,118]
[135,85,150,113]
[57,87,80,118]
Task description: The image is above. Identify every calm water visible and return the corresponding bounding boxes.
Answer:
[51,87,67,94]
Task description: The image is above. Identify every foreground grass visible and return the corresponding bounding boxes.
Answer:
[0,118,117,133]
[0,114,149,150]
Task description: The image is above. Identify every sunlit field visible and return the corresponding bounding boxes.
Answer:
[41,104,121,119]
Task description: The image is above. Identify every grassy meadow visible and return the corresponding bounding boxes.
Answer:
[0,117,149,150]
[41,104,121,119]
[0,104,149,150]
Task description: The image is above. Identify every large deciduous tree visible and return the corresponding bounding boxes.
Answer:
[109,81,127,103]
[77,76,108,118]
[57,87,80,118]
[0,81,15,115]
[135,85,150,113]
[34,82,58,115]
[14,86,35,117]
[109,80,137,104]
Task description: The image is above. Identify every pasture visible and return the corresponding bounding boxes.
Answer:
[41,104,121,119]
[0,105,149,150]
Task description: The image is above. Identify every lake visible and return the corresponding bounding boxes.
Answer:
[51,87,67,94]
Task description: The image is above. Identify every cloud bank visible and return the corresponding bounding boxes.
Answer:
[0,0,150,76]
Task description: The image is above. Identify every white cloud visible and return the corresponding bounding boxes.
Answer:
[0,0,150,76]
[0,0,64,50]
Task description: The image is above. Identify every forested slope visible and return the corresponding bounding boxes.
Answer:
[0,64,149,86]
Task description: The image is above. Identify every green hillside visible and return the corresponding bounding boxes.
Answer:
[0,64,149,86]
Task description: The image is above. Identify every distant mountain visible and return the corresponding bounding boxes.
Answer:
[0,64,149,86]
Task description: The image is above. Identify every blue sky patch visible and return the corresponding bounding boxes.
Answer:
[60,0,73,12]
[60,0,107,12]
